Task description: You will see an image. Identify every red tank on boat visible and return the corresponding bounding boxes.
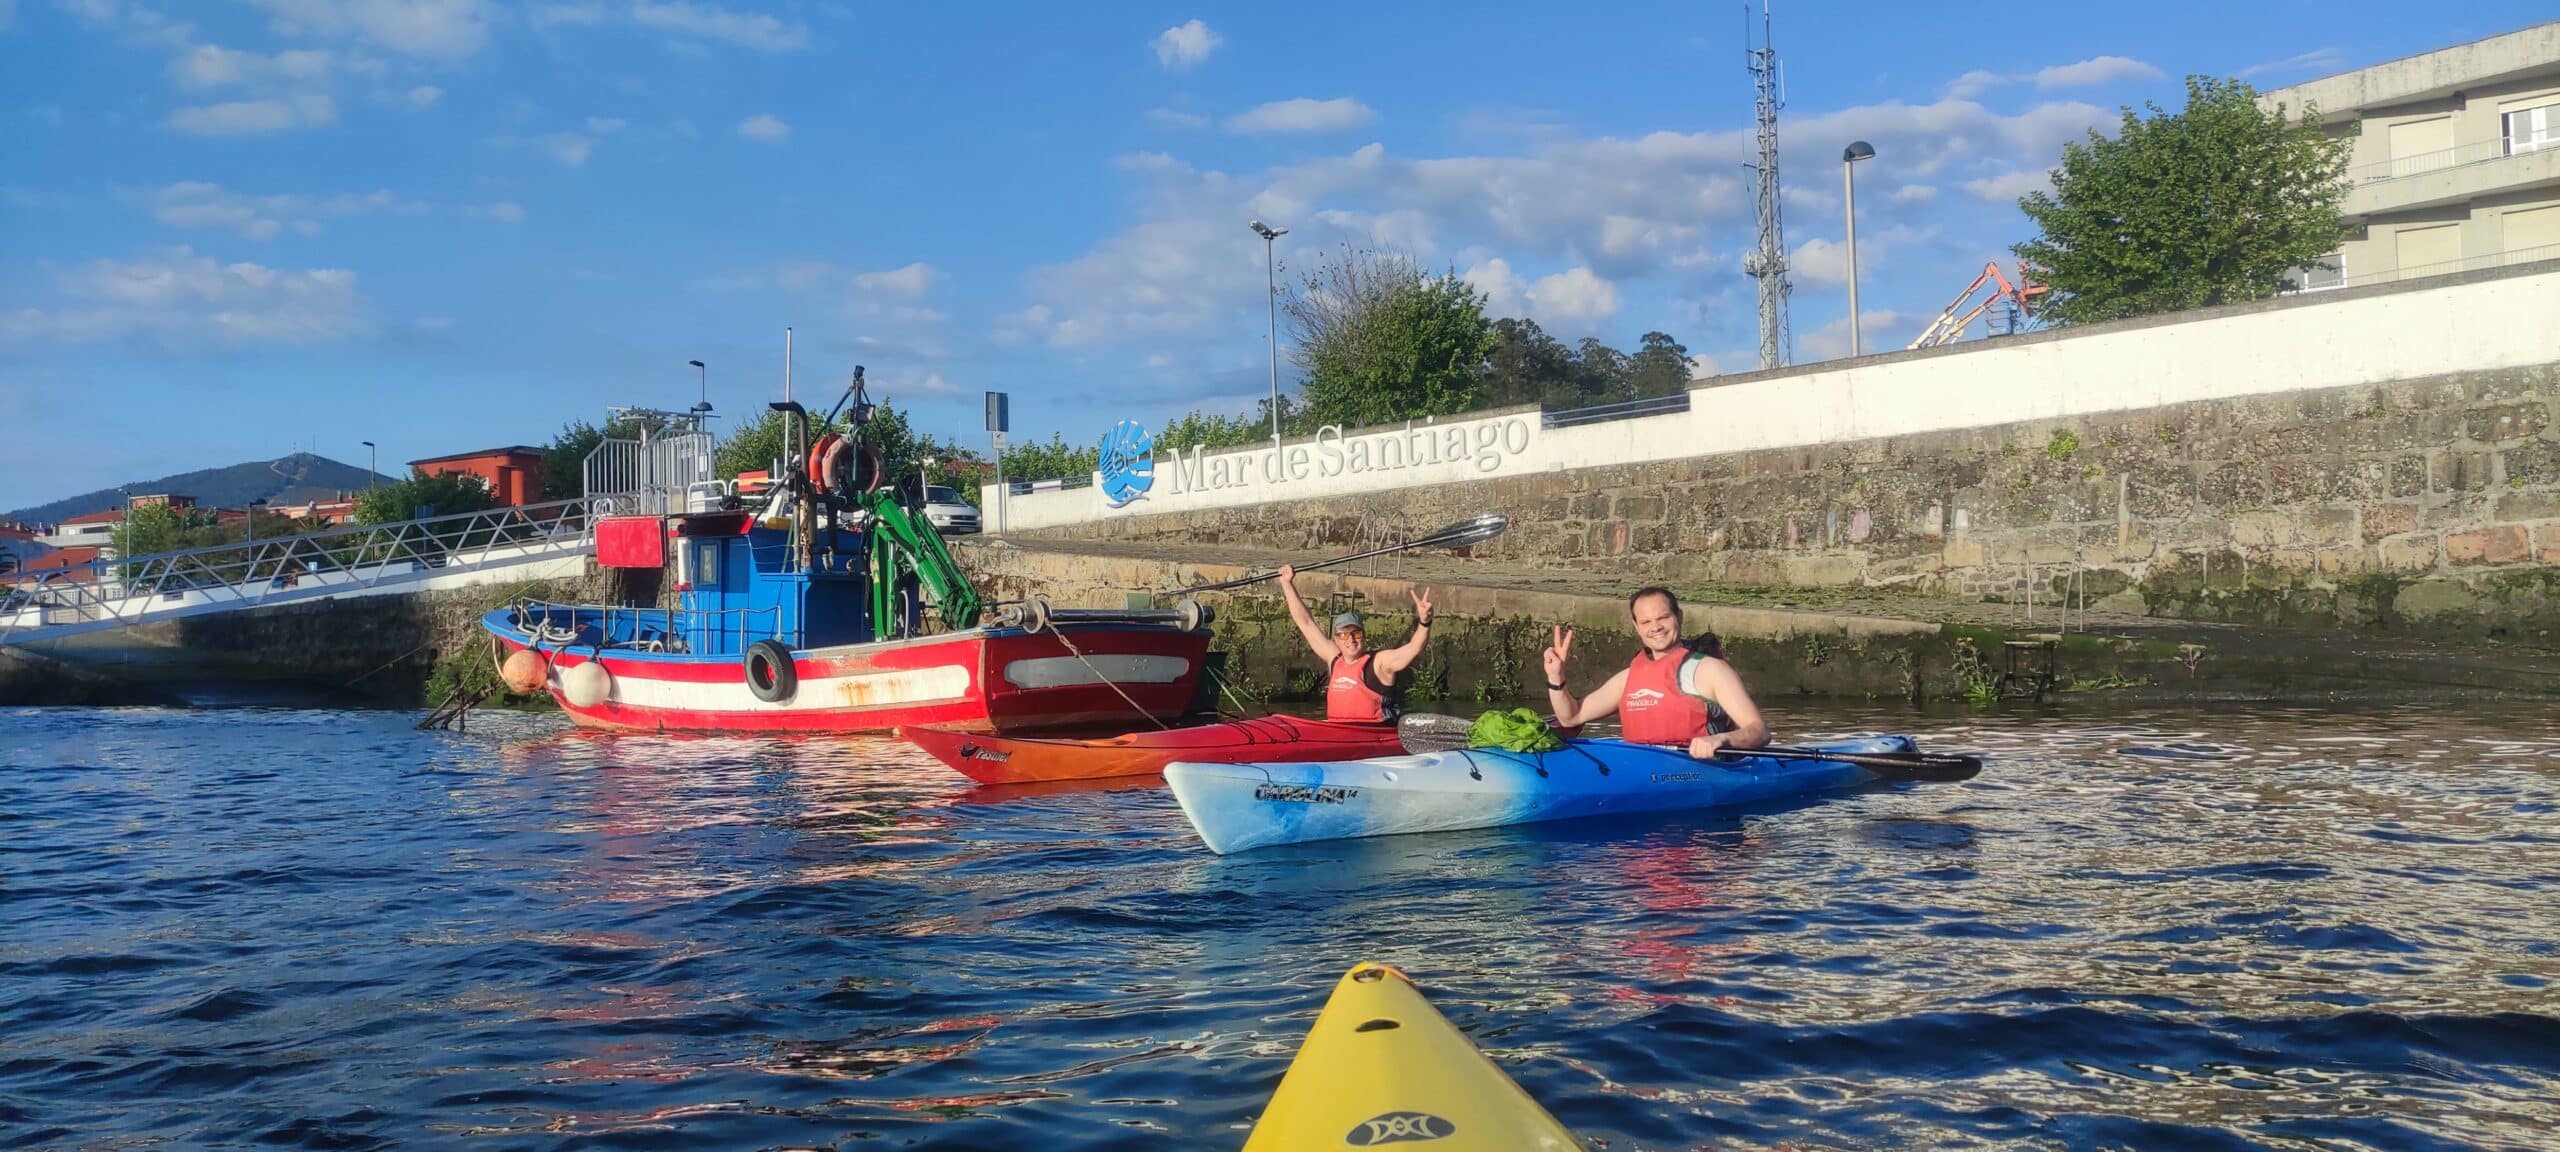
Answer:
[483,373,1212,734]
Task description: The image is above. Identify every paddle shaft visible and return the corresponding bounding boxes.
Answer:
[1716,744,1982,782]
[1169,515,1507,595]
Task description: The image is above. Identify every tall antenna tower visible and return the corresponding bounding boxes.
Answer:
[1740,1,1792,370]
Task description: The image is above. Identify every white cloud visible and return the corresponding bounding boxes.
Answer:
[241,0,491,60]
[1948,55,2160,99]
[854,262,939,296]
[1889,184,1938,204]
[1525,266,1618,324]
[530,2,607,28]
[1225,97,1375,135]
[169,43,336,90]
[737,113,788,141]
[405,84,442,107]
[1152,19,1218,70]
[467,201,525,223]
[584,115,626,133]
[629,0,807,50]
[539,131,595,165]
[1686,353,1720,379]
[1789,236,1849,286]
[1147,107,1209,130]
[167,93,336,135]
[1798,308,1907,361]
[1,246,368,345]
[2240,47,2345,80]
[1463,257,1525,314]
[1961,168,2050,201]
[1003,94,2108,363]
[2033,55,2161,90]
[140,182,428,239]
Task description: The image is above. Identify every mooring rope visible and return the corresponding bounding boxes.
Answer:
[1045,625,1175,731]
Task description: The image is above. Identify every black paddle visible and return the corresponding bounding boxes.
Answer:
[1715,745,1983,782]
[1165,514,1509,596]
[1399,714,1982,781]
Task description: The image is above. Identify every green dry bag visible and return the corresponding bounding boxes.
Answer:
[1467,707,1564,753]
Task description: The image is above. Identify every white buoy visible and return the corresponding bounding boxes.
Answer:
[560,661,612,708]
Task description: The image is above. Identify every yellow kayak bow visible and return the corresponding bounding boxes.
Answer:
[1245,963,1579,1150]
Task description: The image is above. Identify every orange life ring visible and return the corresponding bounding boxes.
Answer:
[809,433,848,492]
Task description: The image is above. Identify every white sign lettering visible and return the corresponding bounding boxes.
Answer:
[1160,417,1534,497]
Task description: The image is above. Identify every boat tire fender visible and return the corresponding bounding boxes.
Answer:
[1021,596,1052,634]
[1176,598,1212,633]
[745,639,798,703]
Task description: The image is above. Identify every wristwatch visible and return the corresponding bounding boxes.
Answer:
[1546,679,1567,690]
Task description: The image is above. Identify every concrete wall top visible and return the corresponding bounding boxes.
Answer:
[990,263,2560,533]
[2265,22,2560,122]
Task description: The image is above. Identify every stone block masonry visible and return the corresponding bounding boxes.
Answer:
[1020,363,2560,645]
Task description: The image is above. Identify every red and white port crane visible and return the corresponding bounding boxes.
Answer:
[1907,262,2050,350]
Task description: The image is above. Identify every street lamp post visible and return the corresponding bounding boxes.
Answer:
[687,360,711,426]
[920,457,935,506]
[1249,219,1288,441]
[1842,140,1876,358]
[361,440,377,494]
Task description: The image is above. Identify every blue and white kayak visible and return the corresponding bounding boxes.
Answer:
[1163,735,1917,854]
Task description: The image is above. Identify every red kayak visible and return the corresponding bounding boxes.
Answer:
[899,715,1404,784]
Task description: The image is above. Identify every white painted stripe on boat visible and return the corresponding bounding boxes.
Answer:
[1001,654,1190,689]
[602,663,974,712]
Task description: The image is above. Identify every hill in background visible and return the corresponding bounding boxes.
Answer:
[4,454,398,525]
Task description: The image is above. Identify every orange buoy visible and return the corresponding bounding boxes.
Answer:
[500,648,548,694]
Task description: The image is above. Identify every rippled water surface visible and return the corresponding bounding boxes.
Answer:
[5,702,2559,1150]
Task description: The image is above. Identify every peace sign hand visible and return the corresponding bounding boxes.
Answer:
[1542,625,1574,685]
[1409,586,1434,624]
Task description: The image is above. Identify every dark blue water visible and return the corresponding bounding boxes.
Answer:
[4,702,2557,1150]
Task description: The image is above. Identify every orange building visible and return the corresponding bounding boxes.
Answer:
[409,446,548,506]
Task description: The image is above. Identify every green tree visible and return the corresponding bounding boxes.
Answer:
[1156,407,1269,454]
[1287,246,1495,427]
[1571,337,1630,406]
[355,471,500,524]
[1480,318,1577,409]
[1626,331,1694,399]
[1000,432,1101,484]
[111,502,185,559]
[2014,75,2350,324]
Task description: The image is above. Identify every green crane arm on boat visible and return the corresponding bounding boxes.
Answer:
[858,488,983,628]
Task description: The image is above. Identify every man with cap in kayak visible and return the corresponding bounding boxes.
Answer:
[1275,565,1435,723]
[1542,586,1770,758]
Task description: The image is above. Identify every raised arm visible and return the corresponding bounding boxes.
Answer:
[1274,565,1340,665]
[1685,657,1770,757]
[1541,626,1627,727]
[1371,587,1435,677]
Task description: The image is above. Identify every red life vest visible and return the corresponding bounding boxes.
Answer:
[1326,652,1388,722]
[1620,645,1710,746]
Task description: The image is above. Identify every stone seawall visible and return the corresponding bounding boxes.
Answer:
[1015,364,2560,645]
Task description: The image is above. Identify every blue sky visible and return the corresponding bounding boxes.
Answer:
[2,0,2548,510]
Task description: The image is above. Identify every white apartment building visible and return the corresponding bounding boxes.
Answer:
[2267,22,2560,289]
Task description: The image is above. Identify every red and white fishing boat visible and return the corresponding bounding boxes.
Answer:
[483,376,1211,734]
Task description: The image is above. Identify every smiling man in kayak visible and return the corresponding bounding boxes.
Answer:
[1275,565,1435,723]
[1543,587,1770,758]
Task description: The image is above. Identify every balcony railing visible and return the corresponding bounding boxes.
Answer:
[2287,241,2560,294]
[2349,135,2554,185]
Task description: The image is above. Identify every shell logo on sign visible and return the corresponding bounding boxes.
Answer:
[1099,421,1155,507]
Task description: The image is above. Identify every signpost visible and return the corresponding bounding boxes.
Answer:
[985,391,1010,535]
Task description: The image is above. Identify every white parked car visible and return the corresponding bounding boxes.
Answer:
[922,486,981,534]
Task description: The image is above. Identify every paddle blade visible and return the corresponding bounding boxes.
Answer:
[1414,513,1508,551]
[1396,712,1476,754]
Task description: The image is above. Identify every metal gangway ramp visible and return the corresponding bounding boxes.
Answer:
[0,498,603,646]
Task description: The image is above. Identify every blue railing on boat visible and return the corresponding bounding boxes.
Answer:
[514,599,791,657]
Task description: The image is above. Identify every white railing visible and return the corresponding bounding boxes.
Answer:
[0,498,600,644]
[583,431,716,516]
[2349,135,2553,184]
[2290,242,2560,293]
